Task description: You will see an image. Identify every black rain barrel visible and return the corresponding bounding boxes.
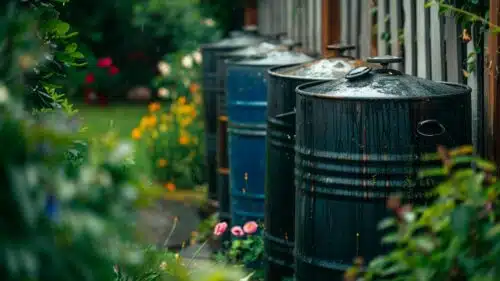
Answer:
[215,41,280,244]
[294,56,472,281]
[226,50,314,228]
[200,33,264,202]
[264,44,371,281]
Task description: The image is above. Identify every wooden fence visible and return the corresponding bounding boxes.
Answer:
[256,0,499,160]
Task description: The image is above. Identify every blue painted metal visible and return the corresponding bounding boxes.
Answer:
[226,51,313,227]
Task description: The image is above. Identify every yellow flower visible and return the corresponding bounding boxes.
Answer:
[164,182,176,192]
[151,129,159,139]
[177,104,195,115]
[140,116,149,129]
[179,117,192,127]
[131,128,142,140]
[157,158,168,168]
[148,102,161,113]
[147,115,157,127]
[178,96,186,105]
[179,135,189,145]
[159,123,168,132]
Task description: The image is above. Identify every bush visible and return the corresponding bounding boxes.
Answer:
[346,145,500,281]
[132,50,205,190]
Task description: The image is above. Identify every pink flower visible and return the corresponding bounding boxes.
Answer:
[243,221,258,234]
[108,65,120,76]
[213,222,228,236]
[231,226,245,237]
[97,57,113,68]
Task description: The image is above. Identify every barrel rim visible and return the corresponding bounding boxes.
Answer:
[295,80,473,100]
[201,44,252,51]
[226,57,311,68]
[268,63,340,82]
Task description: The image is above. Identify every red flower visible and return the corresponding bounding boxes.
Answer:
[108,66,120,76]
[97,57,113,68]
[85,73,95,84]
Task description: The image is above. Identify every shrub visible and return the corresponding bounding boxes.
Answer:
[346,145,500,281]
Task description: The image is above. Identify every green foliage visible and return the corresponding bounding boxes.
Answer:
[346,145,500,281]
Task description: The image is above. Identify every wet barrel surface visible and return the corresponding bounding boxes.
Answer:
[226,63,268,226]
[265,66,312,281]
[294,78,472,281]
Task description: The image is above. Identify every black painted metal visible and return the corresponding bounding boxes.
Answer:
[293,56,472,281]
[200,34,263,202]
[264,51,364,281]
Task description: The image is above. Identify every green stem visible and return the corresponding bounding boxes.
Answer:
[427,1,500,31]
[186,239,209,268]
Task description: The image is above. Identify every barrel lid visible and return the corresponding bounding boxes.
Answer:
[228,49,314,67]
[297,55,471,99]
[222,42,279,58]
[202,34,264,49]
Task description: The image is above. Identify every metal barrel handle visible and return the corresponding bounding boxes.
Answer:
[366,55,404,69]
[275,109,296,119]
[327,43,356,58]
[282,41,303,51]
[416,119,446,137]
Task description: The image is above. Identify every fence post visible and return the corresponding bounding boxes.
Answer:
[322,0,341,56]
[488,0,500,164]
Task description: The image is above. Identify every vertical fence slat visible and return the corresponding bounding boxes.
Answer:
[287,0,293,42]
[315,0,322,54]
[359,0,371,59]
[349,0,360,57]
[390,0,402,70]
[416,0,430,78]
[308,0,314,52]
[468,39,479,150]
[430,4,444,81]
[403,0,416,75]
[445,11,463,83]
[377,0,388,55]
[341,0,350,45]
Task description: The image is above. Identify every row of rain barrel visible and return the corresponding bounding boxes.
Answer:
[201,31,472,281]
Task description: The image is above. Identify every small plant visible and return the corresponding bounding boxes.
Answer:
[213,221,264,280]
[345,145,500,281]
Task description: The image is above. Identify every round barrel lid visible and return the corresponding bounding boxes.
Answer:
[202,33,264,50]
[228,49,314,67]
[222,42,279,58]
[297,55,471,100]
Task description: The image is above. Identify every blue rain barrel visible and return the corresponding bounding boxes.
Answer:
[225,50,313,228]
[200,33,263,202]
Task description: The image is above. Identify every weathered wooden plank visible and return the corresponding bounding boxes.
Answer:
[377,0,388,55]
[429,4,444,81]
[416,0,430,78]
[487,0,500,163]
[315,0,322,54]
[403,0,416,75]
[308,0,315,52]
[444,10,463,83]
[468,39,479,151]
[350,0,360,57]
[359,0,372,59]
[390,0,402,70]
[341,0,350,45]
[322,0,341,55]
[286,0,293,42]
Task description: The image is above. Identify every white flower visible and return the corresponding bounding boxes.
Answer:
[0,83,9,104]
[158,87,170,98]
[183,78,190,87]
[157,61,171,76]
[203,18,215,27]
[192,51,202,64]
[403,211,416,223]
[181,55,193,69]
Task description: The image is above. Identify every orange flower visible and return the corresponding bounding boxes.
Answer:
[189,83,200,94]
[131,128,142,140]
[148,102,161,112]
[147,115,158,127]
[164,182,176,192]
[179,135,189,145]
[157,158,168,167]
[178,96,187,105]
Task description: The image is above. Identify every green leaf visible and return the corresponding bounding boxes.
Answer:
[486,224,500,239]
[378,218,396,230]
[451,206,470,238]
[414,236,435,252]
[381,233,399,245]
[65,43,77,53]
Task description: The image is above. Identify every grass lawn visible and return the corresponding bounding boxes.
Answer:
[74,103,151,175]
[74,102,207,204]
